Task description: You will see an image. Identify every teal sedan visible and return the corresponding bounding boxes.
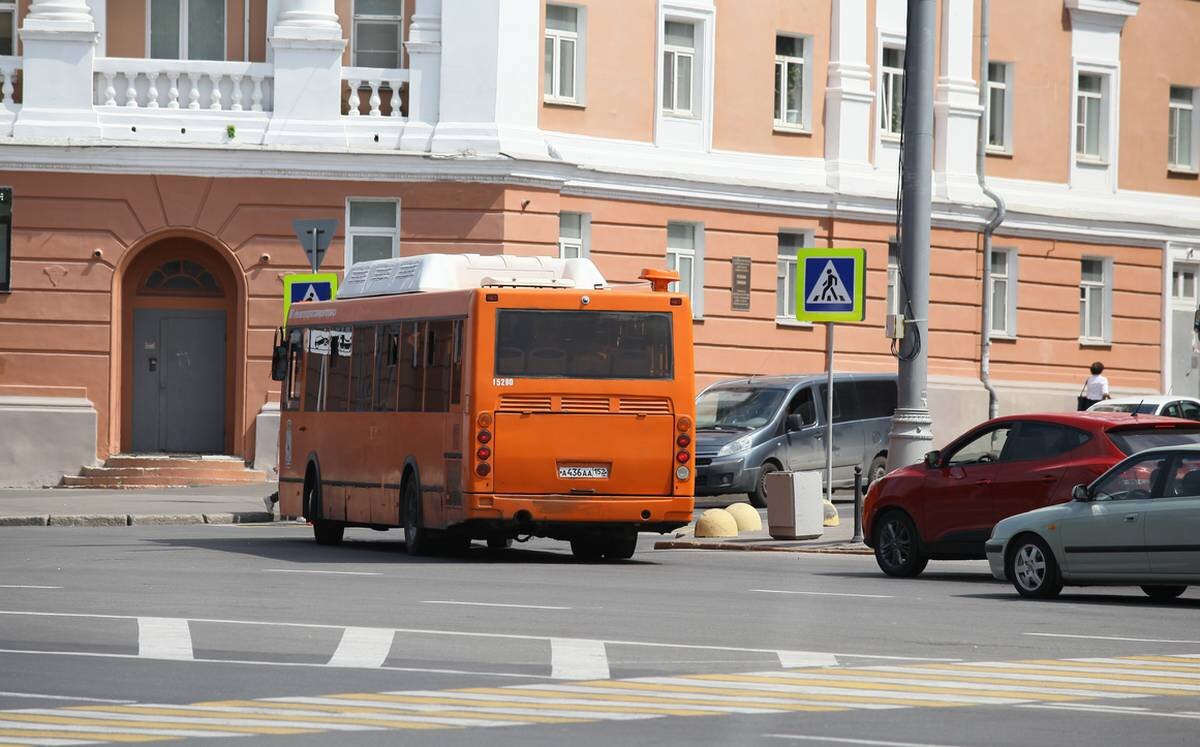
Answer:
[987,445,1200,600]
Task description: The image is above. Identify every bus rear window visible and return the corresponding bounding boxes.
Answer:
[496,310,673,379]
[1107,426,1200,455]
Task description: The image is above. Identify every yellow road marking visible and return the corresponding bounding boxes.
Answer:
[0,727,168,742]
[582,679,972,708]
[908,663,1200,688]
[797,667,1191,696]
[0,712,308,735]
[1128,656,1200,665]
[73,705,448,731]
[687,673,1081,702]
[201,699,584,725]
[1031,659,1200,674]
[460,686,842,712]
[329,692,724,717]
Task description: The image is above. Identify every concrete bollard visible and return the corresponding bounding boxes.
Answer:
[724,502,763,533]
[694,508,739,538]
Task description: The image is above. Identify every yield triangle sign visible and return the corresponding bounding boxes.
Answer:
[806,260,852,305]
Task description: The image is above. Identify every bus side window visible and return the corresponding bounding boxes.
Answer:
[325,327,351,412]
[425,320,453,412]
[284,329,303,411]
[375,325,400,412]
[398,321,423,412]
[350,324,377,412]
[303,329,327,412]
[450,319,463,406]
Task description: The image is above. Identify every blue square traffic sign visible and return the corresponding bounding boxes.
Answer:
[794,247,866,322]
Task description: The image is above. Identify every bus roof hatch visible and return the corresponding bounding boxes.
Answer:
[338,254,608,298]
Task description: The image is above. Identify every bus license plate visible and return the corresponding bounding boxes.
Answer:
[558,466,609,479]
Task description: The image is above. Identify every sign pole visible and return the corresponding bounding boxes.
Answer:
[310,229,319,274]
[825,322,835,505]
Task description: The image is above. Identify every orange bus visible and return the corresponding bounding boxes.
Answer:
[273,254,696,560]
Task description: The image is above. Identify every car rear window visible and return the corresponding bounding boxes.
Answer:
[1106,426,1200,455]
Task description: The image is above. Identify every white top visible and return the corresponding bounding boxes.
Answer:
[338,254,608,299]
[1084,374,1109,400]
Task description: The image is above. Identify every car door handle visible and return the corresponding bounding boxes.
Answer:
[1038,475,1057,481]
[1124,514,1138,522]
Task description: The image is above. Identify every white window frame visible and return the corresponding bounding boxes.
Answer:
[345,198,400,267]
[988,247,1019,338]
[776,230,814,326]
[558,212,590,260]
[1171,264,1197,304]
[1079,256,1112,345]
[351,0,406,70]
[1168,85,1198,174]
[773,35,812,133]
[0,1,17,57]
[146,0,228,61]
[986,61,1014,154]
[666,221,704,319]
[879,45,905,141]
[1074,71,1108,163]
[662,20,697,118]
[544,3,585,105]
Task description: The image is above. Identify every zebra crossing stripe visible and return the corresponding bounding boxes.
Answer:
[499,685,844,713]
[909,663,1200,691]
[5,711,309,735]
[842,667,1149,698]
[583,678,960,709]
[716,672,1083,703]
[70,705,444,731]
[197,699,585,725]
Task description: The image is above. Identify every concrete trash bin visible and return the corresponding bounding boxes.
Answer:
[765,470,824,540]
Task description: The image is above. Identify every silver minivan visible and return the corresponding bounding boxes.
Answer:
[694,373,898,507]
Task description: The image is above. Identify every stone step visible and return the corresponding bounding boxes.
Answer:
[61,473,268,489]
[80,466,268,480]
[104,454,250,470]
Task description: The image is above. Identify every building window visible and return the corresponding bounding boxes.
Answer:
[886,240,900,317]
[1169,86,1195,171]
[1079,257,1110,343]
[987,62,1012,152]
[1075,73,1105,160]
[352,0,405,69]
[149,0,226,61]
[346,199,399,266]
[544,4,580,103]
[662,21,695,117]
[774,36,805,130]
[558,212,588,259]
[879,46,905,139]
[776,232,806,321]
[1172,266,1197,303]
[0,1,16,57]
[989,248,1018,338]
[666,222,703,318]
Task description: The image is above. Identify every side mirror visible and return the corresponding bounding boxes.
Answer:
[270,344,288,382]
[1071,483,1091,502]
[786,414,808,431]
[923,450,942,469]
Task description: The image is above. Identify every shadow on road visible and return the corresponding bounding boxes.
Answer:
[814,569,1003,585]
[957,591,1200,609]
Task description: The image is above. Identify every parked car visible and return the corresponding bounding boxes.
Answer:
[694,374,897,507]
[986,444,1200,600]
[1088,395,1200,421]
[862,412,1200,577]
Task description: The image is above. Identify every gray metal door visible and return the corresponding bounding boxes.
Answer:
[132,309,226,453]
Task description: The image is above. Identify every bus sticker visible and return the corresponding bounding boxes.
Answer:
[493,377,514,387]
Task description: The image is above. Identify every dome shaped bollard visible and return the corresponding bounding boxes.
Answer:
[694,508,739,538]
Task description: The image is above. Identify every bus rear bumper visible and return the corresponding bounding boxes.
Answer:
[463,494,694,533]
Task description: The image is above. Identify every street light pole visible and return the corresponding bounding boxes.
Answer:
[887,0,936,470]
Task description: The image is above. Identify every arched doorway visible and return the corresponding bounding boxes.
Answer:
[121,237,240,454]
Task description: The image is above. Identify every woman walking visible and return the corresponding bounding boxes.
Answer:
[1077,361,1111,411]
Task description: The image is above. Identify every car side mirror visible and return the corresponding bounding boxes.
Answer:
[786,414,808,431]
[923,450,941,469]
[1071,483,1091,502]
[270,344,289,382]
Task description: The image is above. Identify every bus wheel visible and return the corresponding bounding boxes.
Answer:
[306,472,343,546]
[604,530,638,560]
[486,537,513,551]
[402,477,434,557]
[570,537,605,562]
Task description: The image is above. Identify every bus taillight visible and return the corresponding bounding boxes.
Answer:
[477,446,492,461]
[477,412,493,428]
[676,433,691,448]
[477,429,492,444]
[676,451,690,464]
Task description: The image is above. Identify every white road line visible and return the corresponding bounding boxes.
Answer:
[137,617,193,661]
[1020,704,1200,721]
[551,638,610,680]
[0,738,97,746]
[1025,632,1200,644]
[263,569,383,576]
[778,652,840,669]
[277,695,656,722]
[764,735,966,747]
[327,627,395,668]
[882,664,1200,691]
[0,648,545,679]
[162,704,525,728]
[0,586,62,590]
[422,601,571,610]
[753,589,894,599]
[0,719,244,738]
[0,692,134,704]
[17,708,376,732]
[769,670,1143,699]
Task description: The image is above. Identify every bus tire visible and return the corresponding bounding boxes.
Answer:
[604,529,638,560]
[305,467,343,546]
[402,476,434,557]
[570,537,605,562]
[486,536,513,551]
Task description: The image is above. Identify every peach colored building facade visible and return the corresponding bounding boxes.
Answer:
[0,0,1198,486]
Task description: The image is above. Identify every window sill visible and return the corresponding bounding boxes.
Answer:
[772,124,812,136]
[1078,338,1112,348]
[985,147,1014,159]
[880,133,902,144]
[664,112,700,121]
[1168,166,1199,177]
[544,97,586,109]
[1075,156,1110,167]
[776,318,814,328]
[989,333,1018,342]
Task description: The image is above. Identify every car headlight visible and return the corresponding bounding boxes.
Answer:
[717,434,754,457]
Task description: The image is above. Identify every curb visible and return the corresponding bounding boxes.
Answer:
[0,512,275,527]
[654,539,872,554]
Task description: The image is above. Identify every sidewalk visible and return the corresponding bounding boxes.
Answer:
[0,484,278,527]
[659,501,872,555]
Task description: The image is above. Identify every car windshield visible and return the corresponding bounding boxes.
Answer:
[696,387,786,431]
[1106,427,1200,455]
[1091,402,1158,414]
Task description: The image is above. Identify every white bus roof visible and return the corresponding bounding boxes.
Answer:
[338,254,609,299]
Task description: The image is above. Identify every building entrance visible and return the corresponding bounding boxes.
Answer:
[1171,262,1199,397]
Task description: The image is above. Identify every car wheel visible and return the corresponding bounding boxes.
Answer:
[749,463,777,509]
[1141,585,1187,601]
[402,477,434,557]
[873,512,928,577]
[867,455,888,487]
[1008,535,1063,599]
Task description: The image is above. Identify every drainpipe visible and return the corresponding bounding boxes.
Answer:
[977,0,1006,420]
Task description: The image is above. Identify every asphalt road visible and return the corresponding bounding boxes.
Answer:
[1,523,1198,747]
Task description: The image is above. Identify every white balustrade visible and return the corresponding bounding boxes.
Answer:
[341,67,410,118]
[92,58,274,113]
[0,57,23,106]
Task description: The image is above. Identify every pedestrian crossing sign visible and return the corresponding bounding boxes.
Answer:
[282,273,339,325]
[795,247,866,322]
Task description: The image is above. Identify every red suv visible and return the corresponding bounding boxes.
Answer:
[863,412,1200,577]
